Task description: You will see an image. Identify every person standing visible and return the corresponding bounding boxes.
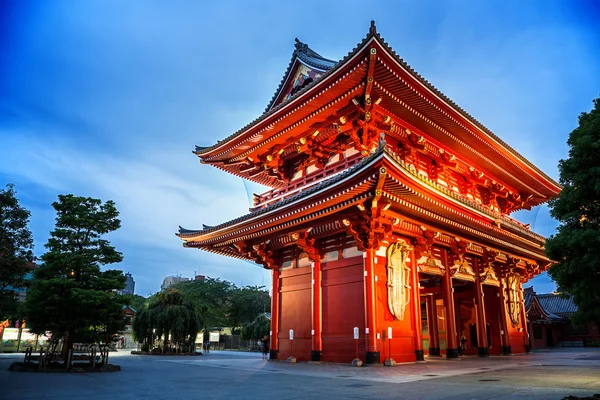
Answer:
[261,335,270,360]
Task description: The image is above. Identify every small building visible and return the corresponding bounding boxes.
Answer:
[160,275,190,291]
[525,287,600,348]
[121,305,137,348]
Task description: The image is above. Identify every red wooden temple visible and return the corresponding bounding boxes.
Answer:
[178,22,561,363]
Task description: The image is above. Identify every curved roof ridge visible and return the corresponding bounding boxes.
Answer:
[194,29,374,157]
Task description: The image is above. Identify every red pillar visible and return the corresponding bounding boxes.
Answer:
[311,260,322,361]
[442,249,459,358]
[498,277,511,355]
[270,267,280,359]
[364,248,379,364]
[473,258,489,357]
[410,249,424,361]
[519,281,531,353]
[426,295,440,355]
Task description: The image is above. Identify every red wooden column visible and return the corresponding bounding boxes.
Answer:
[364,248,380,364]
[442,249,459,358]
[311,260,322,361]
[498,276,511,355]
[519,281,531,353]
[410,249,424,361]
[270,267,280,359]
[473,258,489,357]
[426,295,441,355]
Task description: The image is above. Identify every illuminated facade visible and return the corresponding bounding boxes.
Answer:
[178,22,560,363]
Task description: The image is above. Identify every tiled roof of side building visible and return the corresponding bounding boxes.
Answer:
[536,293,578,316]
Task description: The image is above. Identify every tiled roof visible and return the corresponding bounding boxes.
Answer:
[178,143,385,237]
[524,287,535,310]
[537,293,578,316]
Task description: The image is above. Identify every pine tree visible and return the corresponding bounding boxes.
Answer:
[26,195,126,355]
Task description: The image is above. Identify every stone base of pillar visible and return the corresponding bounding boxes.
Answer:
[525,344,531,353]
[501,345,512,355]
[446,348,460,359]
[415,349,425,361]
[428,347,441,356]
[366,351,380,364]
[478,347,490,357]
[311,350,321,361]
[269,350,279,360]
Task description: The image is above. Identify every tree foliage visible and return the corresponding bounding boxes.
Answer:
[173,279,270,334]
[174,278,230,332]
[546,97,600,326]
[0,184,34,320]
[240,313,270,341]
[228,286,270,334]
[25,195,126,350]
[131,289,199,352]
[125,294,149,312]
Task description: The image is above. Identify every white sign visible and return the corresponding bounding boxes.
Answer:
[289,329,294,340]
[365,327,370,335]
[209,332,220,342]
[353,327,359,339]
[387,327,393,339]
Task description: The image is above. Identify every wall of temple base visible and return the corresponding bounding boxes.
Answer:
[278,266,312,361]
[321,256,365,363]
[272,241,533,362]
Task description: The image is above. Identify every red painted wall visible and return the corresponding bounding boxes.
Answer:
[321,256,365,363]
[374,252,416,363]
[278,266,312,361]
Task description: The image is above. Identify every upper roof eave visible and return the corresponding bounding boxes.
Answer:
[194,21,560,193]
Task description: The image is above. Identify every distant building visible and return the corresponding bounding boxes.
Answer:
[161,275,190,291]
[525,287,600,348]
[119,272,135,295]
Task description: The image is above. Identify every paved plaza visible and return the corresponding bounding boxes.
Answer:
[1,348,599,399]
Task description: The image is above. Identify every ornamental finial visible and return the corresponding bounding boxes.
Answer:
[370,20,377,35]
[294,38,306,51]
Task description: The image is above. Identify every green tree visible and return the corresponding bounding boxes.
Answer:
[173,278,232,333]
[25,195,126,355]
[546,97,600,326]
[0,184,34,320]
[132,289,199,353]
[125,294,149,312]
[228,285,270,333]
[240,313,270,341]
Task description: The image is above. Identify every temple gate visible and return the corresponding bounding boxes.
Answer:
[178,22,560,363]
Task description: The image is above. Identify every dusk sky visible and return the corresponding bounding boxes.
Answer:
[1,1,599,296]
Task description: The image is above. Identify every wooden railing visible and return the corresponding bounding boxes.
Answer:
[252,153,362,210]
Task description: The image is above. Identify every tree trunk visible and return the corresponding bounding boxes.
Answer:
[61,329,73,360]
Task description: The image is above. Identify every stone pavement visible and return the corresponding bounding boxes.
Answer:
[1,348,599,399]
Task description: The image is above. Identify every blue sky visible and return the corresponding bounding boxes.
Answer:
[1,0,599,295]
